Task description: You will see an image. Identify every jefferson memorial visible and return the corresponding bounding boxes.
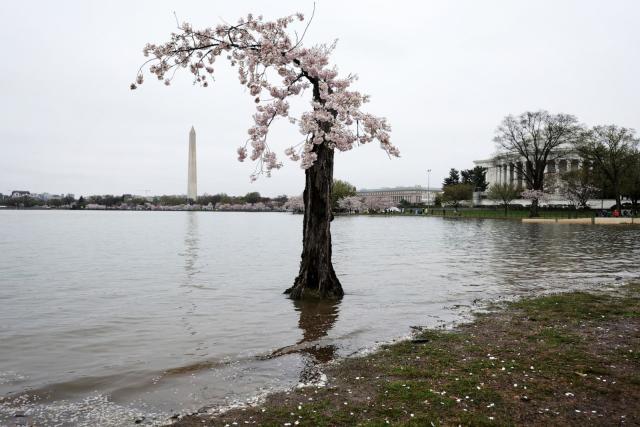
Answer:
[473,150,613,208]
[474,150,583,190]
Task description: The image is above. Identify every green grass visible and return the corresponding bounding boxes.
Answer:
[362,210,640,220]
[426,208,597,220]
[511,287,640,320]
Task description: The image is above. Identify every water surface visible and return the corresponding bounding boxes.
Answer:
[0,211,638,425]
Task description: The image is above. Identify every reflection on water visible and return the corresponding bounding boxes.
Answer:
[179,212,203,355]
[183,211,199,281]
[294,299,340,384]
[0,212,639,426]
[293,299,340,363]
[268,299,340,384]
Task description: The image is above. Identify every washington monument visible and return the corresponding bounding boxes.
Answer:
[187,126,197,200]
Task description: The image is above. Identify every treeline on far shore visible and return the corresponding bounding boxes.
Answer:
[0,192,289,210]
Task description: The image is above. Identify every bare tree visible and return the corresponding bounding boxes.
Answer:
[486,183,520,216]
[337,196,364,214]
[575,125,639,211]
[494,111,581,216]
[622,149,640,215]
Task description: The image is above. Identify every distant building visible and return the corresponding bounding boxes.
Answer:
[357,186,441,204]
[11,191,30,198]
[473,148,583,191]
[32,192,54,201]
[473,149,617,208]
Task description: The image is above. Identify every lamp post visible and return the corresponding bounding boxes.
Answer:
[426,169,432,208]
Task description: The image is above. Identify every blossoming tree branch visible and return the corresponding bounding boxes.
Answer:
[132,10,398,299]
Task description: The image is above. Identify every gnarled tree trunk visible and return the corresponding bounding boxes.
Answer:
[285,141,343,300]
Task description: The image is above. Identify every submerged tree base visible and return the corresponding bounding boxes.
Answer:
[284,268,344,300]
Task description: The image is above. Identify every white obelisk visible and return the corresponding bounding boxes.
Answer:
[187,126,197,201]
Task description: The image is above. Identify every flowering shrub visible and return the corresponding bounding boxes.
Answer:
[521,189,550,203]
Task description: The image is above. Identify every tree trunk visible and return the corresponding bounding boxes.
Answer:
[285,142,344,300]
[529,198,539,217]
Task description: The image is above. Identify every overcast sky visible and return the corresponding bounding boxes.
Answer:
[1,1,639,197]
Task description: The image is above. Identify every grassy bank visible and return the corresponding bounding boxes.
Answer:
[174,284,640,426]
[425,209,598,220]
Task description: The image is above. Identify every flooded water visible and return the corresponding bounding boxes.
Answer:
[1,210,639,425]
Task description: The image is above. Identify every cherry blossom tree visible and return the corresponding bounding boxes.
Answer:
[331,179,356,210]
[132,11,397,299]
[521,189,551,214]
[562,168,598,210]
[337,196,364,213]
[284,195,305,213]
[363,196,395,213]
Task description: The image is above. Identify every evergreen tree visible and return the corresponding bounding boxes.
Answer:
[443,168,460,187]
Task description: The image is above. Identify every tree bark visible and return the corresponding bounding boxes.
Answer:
[530,198,540,217]
[285,141,344,300]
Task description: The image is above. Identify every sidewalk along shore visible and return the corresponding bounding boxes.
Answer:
[523,217,639,225]
[172,282,640,426]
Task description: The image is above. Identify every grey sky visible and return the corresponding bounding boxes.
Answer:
[1,0,638,197]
